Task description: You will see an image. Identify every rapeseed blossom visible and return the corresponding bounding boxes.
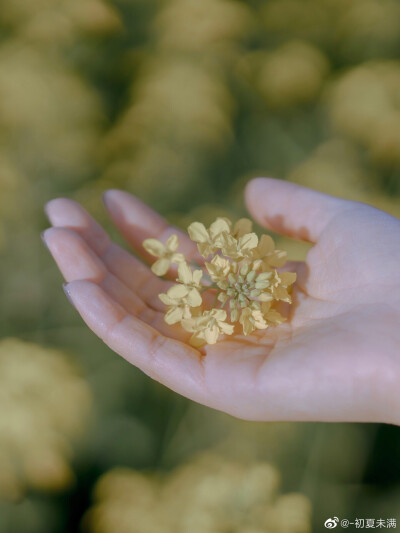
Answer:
[143,234,185,275]
[143,217,296,346]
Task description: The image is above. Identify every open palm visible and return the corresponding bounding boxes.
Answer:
[43,178,400,425]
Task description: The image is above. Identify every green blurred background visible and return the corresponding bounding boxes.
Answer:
[1,0,400,531]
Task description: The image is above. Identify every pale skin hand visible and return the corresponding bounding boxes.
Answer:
[42,178,400,425]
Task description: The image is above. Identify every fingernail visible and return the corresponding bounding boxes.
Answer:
[41,230,49,250]
[63,283,76,308]
[102,190,113,208]
[102,190,120,212]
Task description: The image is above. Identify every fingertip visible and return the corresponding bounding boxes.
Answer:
[46,226,108,280]
[44,197,82,226]
[40,226,69,247]
[102,189,135,213]
[103,189,166,231]
[44,198,63,223]
[245,178,352,242]
[62,282,76,308]
[103,189,133,221]
[41,226,61,248]
[42,226,64,250]
[41,229,50,248]
[61,279,91,306]
[62,280,100,314]
[102,188,122,206]
[244,177,268,194]
[245,176,282,199]
[245,177,279,211]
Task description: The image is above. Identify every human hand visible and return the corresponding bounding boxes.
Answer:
[42,178,400,425]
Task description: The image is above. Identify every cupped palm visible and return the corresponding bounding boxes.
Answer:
[43,178,400,425]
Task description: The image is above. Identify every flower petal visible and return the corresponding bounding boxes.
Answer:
[167,284,189,299]
[257,234,274,256]
[257,271,273,281]
[181,317,197,332]
[233,218,253,237]
[211,309,227,321]
[204,325,220,344]
[164,306,184,325]
[187,288,202,307]
[151,258,170,276]
[178,261,193,285]
[244,271,254,284]
[205,256,230,281]
[279,272,297,286]
[209,218,231,239]
[219,322,234,335]
[255,280,270,289]
[189,333,206,347]
[230,308,239,322]
[258,292,273,302]
[239,309,254,335]
[238,232,258,250]
[170,252,185,264]
[274,286,291,302]
[166,234,179,252]
[252,310,267,329]
[159,293,175,306]
[217,292,229,304]
[192,269,203,286]
[198,243,214,258]
[143,238,166,257]
[188,222,209,243]
[265,309,285,324]
[265,251,287,268]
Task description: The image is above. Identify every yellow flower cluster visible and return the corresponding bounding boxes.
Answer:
[85,453,312,533]
[0,338,92,500]
[143,217,296,346]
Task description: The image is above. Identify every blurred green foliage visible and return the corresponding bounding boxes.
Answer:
[1,0,400,531]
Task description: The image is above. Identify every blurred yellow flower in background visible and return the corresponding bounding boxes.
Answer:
[0,43,103,185]
[0,338,92,500]
[153,0,254,53]
[256,41,329,109]
[327,61,400,168]
[1,0,121,44]
[262,0,400,61]
[85,453,312,533]
[100,57,234,209]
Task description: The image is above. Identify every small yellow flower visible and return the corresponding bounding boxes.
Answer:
[159,284,202,325]
[261,301,286,325]
[143,234,185,276]
[205,255,232,282]
[182,309,234,346]
[269,271,297,303]
[220,232,259,259]
[176,261,203,289]
[232,217,253,238]
[239,307,268,335]
[254,234,287,268]
[187,218,231,257]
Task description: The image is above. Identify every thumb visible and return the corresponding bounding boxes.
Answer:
[245,178,354,243]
